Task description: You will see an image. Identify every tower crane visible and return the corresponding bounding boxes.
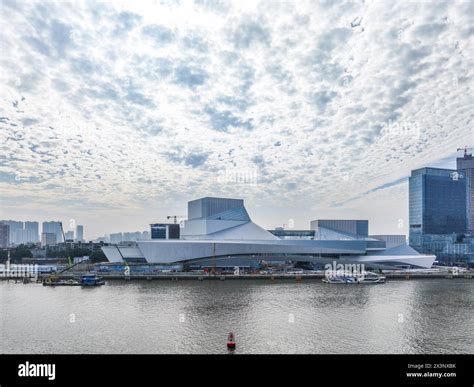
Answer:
[457,146,474,157]
[166,215,186,224]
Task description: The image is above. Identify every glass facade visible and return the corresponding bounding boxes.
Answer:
[409,168,466,238]
[409,167,470,264]
[424,173,467,234]
[151,226,167,239]
[150,224,180,239]
[418,234,474,265]
[457,154,474,233]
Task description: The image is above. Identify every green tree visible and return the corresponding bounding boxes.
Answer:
[11,245,33,262]
[0,250,8,262]
[89,250,107,263]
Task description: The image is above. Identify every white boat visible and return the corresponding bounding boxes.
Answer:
[322,271,385,284]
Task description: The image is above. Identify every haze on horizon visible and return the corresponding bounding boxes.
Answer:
[0,0,473,240]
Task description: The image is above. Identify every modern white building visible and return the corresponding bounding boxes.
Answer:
[102,197,436,270]
[370,235,406,249]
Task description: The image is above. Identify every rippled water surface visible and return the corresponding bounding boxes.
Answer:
[1,279,473,354]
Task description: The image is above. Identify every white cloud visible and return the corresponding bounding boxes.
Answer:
[0,0,472,238]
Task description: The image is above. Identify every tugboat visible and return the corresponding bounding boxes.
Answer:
[43,274,105,287]
[227,332,236,350]
[80,274,105,286]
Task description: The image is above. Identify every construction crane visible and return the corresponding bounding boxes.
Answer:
[59,221,66,243]
[59,221,74,268]
[42,222,90,283]
[166,215,186,224]
[457,146,474,157]
[43,257,91,284]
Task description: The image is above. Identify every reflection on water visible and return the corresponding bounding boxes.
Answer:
[1,279,473,354]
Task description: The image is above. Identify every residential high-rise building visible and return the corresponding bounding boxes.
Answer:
[110,233,123,244]
[457,150,474,234]
[0,221,40,244]
[0,223,10,248]
[41,232,57,246]
[0,220,23,244]
[25,221,39,243]
[76,225,84,242]
[42,221,63,244]
[12,228,26,244]
[123,232,142,242]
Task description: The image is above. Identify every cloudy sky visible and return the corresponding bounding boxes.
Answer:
[0,0,473,239]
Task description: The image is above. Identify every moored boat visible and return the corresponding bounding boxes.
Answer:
[322,271,385,284]
[80,274,106,286]
[43,278,81,286]
[42,274,105,287]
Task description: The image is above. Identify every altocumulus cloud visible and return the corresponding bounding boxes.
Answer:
[0,0,472,236]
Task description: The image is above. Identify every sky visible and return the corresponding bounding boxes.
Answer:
[0,0,473,240]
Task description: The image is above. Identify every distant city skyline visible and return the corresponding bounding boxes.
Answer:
[0,219,86,244]
[0,1,472,240]
[0,154,465,240]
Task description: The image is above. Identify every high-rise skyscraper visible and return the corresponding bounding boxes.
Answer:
[76,225,84,242]
[65,231,74,240]
[457,150,474,234]
[0,221,41,244]
[409,167,467,252]
[0,220,23,244]
[41,232,57,246]
[25,221,39,243]
[42,221,63,244]
[0,223,10,248]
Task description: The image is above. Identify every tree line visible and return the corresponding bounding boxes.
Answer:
[0,245,107,263]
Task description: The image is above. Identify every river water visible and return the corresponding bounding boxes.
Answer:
[1,279,473,354]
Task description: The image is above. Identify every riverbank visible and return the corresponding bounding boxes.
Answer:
[21,271,474,281]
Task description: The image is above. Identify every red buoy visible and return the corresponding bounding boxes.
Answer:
[227,332,236,350]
